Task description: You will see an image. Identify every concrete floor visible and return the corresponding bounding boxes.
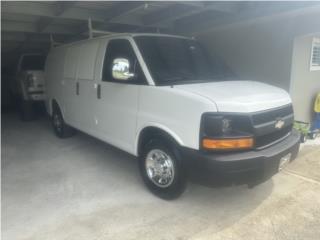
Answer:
[2,113,320,240]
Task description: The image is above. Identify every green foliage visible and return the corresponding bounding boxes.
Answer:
[293,121,310,135]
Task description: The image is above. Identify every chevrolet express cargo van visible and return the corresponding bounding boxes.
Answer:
[45,34,300,199]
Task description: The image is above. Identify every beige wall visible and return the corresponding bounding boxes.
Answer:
[290,34,320,122]
[198,20,294,90]
[196,7,320,121]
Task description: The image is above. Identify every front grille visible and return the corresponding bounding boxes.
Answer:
[255,125,292,149]
[252,104,293,125]
[251,104,294,149]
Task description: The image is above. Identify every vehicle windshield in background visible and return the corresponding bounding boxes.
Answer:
[134,36,236,85]
[21,55,46,71]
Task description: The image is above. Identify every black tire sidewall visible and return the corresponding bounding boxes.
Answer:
[52,108,65,138]
[52,106,75,138]
[139,139,186,200]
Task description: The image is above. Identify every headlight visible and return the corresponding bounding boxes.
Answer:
[221,118,232,133]
[200,113,253,151]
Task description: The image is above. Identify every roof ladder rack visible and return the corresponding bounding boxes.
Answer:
[50,34,61,48]
[88,18,114,39]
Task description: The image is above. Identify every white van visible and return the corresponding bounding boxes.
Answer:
[45,33,300,199]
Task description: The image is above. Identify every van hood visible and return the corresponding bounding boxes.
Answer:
[173,81,291,113]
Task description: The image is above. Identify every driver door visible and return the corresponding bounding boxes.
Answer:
[94,38,147,154]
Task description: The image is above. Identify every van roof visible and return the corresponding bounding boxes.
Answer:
[53,33,193,49]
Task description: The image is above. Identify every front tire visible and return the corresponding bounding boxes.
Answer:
[139,139,186,200]
[52,106,75,138]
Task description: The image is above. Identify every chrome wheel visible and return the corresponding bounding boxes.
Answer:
[53,113,62,133]
[145,149,175,188]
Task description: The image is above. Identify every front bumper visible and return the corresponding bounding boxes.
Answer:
[181,129,300,187]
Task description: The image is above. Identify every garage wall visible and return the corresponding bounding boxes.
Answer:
[290,34,320,122]
[197,8,320,91]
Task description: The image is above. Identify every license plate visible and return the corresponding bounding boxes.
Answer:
[278,153,291,171]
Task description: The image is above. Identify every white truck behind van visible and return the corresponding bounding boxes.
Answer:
[45,33,300,199]
[15,54,46,120]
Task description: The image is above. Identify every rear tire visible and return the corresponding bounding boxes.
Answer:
[139,139,186,200]
[52,105,75,138]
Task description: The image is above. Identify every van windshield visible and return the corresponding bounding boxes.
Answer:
[134,36,236,85]
[21,55,46,71]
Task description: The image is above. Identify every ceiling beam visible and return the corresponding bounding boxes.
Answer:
[54,1,77,16]
[1,1,107,22]
[142,4,200,26]
[177,2,206,8]
[1,32,70,43]
[1,2,55,17]
[2,1,149,38]
[175,1,320,34]
[37,1,77,33]
[2,1,147,26]
[91,1,146,32]
[142,2,238,26]
[104,1,146,22]
[2,20,76,35]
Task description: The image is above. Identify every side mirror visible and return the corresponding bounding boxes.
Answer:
[112,58,135,81]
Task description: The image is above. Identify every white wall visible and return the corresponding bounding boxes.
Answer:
[197,7,320,121]
[290,34,320,122]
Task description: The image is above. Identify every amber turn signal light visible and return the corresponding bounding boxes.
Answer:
[202,137,254,150]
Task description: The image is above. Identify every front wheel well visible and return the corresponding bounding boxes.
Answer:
[137,127,180,157]
[50,99,64,118]
[51,99,61,113]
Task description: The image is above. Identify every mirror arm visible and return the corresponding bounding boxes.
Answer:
[124,72,135,78]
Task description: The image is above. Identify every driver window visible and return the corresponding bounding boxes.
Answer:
[102,39,147,84]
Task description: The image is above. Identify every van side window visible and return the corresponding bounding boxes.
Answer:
[102,39,147,84]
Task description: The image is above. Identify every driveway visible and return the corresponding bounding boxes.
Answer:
[2,113,320,240]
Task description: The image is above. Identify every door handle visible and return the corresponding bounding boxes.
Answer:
[76,82,79,95]
[97,84,101,99]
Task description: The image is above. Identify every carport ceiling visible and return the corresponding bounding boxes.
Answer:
[1,1,320,59]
